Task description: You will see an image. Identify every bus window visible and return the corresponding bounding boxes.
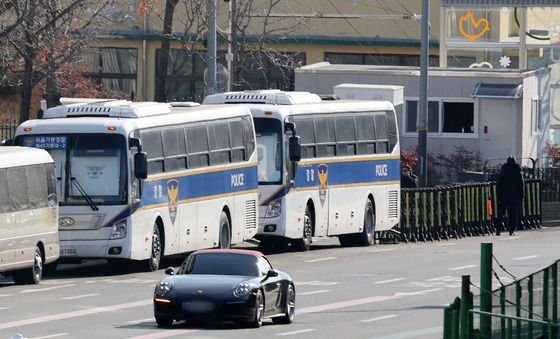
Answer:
[374,114,389,154]
[0,168,8,213]
[315,117,336,157]
[142,131,165,174]
[334,116,356,156]
[254,118,282,183]
[162,128,187,172]
[229,119,245,163]
[186,125,210,168]
[355,114,376,155]
[294,118,315,159]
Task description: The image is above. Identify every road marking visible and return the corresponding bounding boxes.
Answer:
[372,326,443,339]
[499,236,520,241]
[31,333,70,339]
[0,307,8,310]
[370,248,396,253]
[126,329,200,339]
[360,314,399,323]
[0,294,14,298]
[126,318,155,325]
[436,243,457,247]
[19,284,76,294]
[296,281,340,286]
[298,290,331,296]
[373,278,406,285]
[0,299,152,330]
[305,257,336,263]
[297,288,440,315]
[513,255,539,261]
[61,294,99,300]
[277,329,316,336]
[449,265,477,271]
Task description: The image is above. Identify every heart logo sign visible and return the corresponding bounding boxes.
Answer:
[459,12,490,41]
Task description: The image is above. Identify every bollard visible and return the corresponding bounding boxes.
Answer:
[480,243,493,339]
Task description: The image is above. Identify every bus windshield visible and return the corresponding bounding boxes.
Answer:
[254,118,282,184]
[17,134,127,205]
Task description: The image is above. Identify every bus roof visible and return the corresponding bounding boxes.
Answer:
[0,146,54,168]
[203,90,323,105]
[16,103,252,136]
[42,100,172,119]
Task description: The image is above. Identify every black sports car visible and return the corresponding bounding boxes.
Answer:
[153,249,296,328]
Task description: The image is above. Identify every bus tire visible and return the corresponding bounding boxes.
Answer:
[13,245,43,285]
[145,225,162,272]
[293,206,313,252]
[358,200,375,246]
[219,211,231,249]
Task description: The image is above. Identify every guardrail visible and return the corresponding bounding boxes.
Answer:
[443,244,560,339]
[0,118,18,141]
[394,179,541,243]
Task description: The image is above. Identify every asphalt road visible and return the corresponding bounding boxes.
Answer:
[1,226,559,339]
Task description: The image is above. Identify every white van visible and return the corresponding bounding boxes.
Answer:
[0,146,59,284]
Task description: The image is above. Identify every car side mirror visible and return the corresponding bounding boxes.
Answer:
[289,136,301,162]
[134,152,148,179]
[266,269,279,278]
[164,267,175,276]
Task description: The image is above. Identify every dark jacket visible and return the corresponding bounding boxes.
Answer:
[401,174,418,188]
[497,162,524,204]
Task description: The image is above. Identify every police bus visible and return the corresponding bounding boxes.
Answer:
[13,100,258,271]
[0,146,59,284]
[203,90,400,251]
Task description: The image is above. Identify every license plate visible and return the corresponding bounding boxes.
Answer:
[182,301,214,313]
[60,247,77,256]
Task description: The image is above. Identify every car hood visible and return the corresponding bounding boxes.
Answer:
[168,275,256,299]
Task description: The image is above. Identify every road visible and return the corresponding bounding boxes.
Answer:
[1,226,559,339]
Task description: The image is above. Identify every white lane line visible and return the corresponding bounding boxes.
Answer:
[31,333,70,339]
[513,255,539,261]
[373,278,406,285]
[0,307,9,310]
[499,236,520,241]
[305,257,336,263]
[19,284,76,294]
[0,294,14,298]
[449,265,477,271]
[436,243,457,247]
[126,318,155,325]
[370,248,396,253]
[360,314,399,323]
[277,329,316,336]
[61,294,99,300]
[298,290,331,296]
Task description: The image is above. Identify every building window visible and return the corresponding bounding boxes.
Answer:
[405,100,439,133]
[81,48,137,99]
[325,52,439,67]
[532,96,542,134]
[442,102,474,134]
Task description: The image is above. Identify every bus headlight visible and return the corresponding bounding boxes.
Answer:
[110,220,127,239]
[265,199,282,218]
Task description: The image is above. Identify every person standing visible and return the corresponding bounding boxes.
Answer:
[401,165,418,188]
[496,157,524,235]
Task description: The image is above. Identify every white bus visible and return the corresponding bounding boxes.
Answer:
[204,90,400,251]
[13,100,258,271]
[0,146,59,284]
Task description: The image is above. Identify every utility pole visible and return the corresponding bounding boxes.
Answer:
[418,0,429,187]
[226,0,236,91]
[207,0,217,95]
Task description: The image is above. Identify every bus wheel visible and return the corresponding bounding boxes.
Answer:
[219,211,231,249]
[146,226,162,272]
[359,200,375,246]
[13,245,43,285]
[293,206,312,251]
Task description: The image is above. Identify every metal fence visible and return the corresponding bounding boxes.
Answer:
[444,247,559,339]
[0,118,18,141]
[393,179,542,243]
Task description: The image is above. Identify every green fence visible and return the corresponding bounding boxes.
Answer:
[395,180,542,243]
[443,244,560,339]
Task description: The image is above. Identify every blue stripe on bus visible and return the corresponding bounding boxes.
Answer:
[260,158,400,206]
[140,165,258,208]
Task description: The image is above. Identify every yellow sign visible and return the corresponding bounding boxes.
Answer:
[459,12,490,41]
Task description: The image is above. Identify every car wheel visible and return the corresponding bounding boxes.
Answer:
[219,212,231,249]
[155,315,173,327]
[273,284,295,324]
[13,245,43,285]
[358,200,375,246]
[293,206,312,251]
[146,226,162,272]
[249,290,264,328]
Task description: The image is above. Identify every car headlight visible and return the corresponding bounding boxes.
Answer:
[110,219,127,240]
[265,199,282,218]
[233,282,251,297]
[155,280,172,296]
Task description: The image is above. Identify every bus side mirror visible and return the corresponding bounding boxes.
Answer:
[289,135,301,162]
[134,152,148,179]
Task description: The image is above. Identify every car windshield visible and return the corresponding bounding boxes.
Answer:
[178,253,260,277]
